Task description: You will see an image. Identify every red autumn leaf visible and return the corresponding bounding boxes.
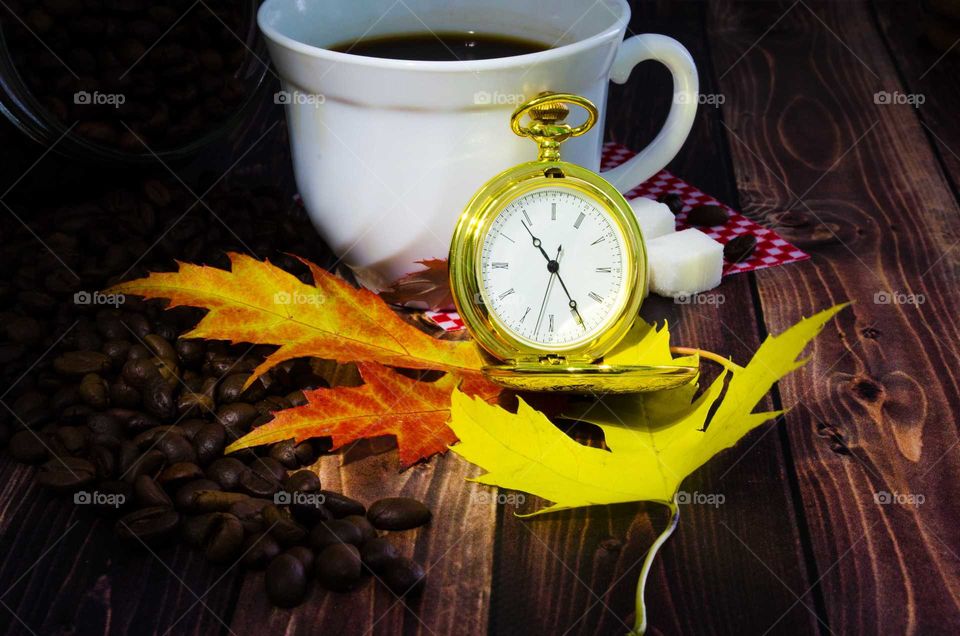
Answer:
[226,362,501,468]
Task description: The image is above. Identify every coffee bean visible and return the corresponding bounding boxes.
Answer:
[8,430,49,463]
[102,340,132,368]
[190,489,248,513]
[56,426,88,454]
[144,334,176,360]
[117,440,139,475]
[344,514,377,543]
[266,554,307,607]
[206,457,248,490]
[121,358,158,388]
[724,234,757,263]
[178,418,205,441]
[123,449,166,482]
[134,474,173,507]
[12,391,54,427]
[290,496,332,526]
[174,478,221,511]
[284,545,315,574]
[686,204,729,227]
[315,544,362,592]
[193,422,225,465]
[239,470,281,498]
[181,512,218,547]
[656,192,685,215]
[360,537,398,574]
[319,490,365,518]
[310,519,362,550]
[116,506,180,545]
[133,425,187,448]
[155,433,196,464]
[158,462,204,489]
[142,378,176,421]
[218,373,259,404]
[177,391,213,418]
[89,444,116,478]
[202,512,244,563]
[382,557,426,596]
[57,405,89,427]
[87,413,123,441]
[79,373,109,409]
[109,380,141,408]
[37,456,96,492]
[262,504,307,545]
[51,384,82,412]
[229,497,272,533]
[54,351,112,375]
[250,457,286,482]
[126,344,151,362]
[284,470,320,494]
[175,339,204,367]
[367,497,431,531]
[125,412,161,433]
[268,439,299,469]
[241,531,282,569]
[217,402,258,431]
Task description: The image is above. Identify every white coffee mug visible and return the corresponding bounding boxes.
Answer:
[259,0,698,297]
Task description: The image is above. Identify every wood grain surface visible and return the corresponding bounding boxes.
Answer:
[1,1,959,635]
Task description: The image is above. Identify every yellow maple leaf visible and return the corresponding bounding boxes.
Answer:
[447,304,846,515]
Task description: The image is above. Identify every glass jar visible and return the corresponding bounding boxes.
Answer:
[0,0,269,164]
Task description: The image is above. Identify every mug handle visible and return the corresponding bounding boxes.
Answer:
[600,34,699,193]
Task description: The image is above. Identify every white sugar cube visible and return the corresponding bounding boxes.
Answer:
[646,228,724,297]
[629,197,675,240]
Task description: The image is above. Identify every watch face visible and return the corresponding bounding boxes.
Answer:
[478,186,630,349]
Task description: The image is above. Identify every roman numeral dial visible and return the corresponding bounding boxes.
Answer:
[479,187,628,348]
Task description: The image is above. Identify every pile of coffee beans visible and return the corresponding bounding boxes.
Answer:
[2,0,256,151]
[0,176,432,607]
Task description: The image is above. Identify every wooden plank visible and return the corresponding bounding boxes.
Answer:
[873,1,960,184]
[0,458,241,635]
[488,3,822,634]
[709,0,960,633]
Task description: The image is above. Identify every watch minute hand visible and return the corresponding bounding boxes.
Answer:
[553,250,585,327]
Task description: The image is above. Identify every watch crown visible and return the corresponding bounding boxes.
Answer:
[529,97,569,124]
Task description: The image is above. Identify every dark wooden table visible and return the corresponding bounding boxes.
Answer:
[2,1,959,634]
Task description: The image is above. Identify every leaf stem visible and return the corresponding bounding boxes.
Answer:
[670,346,743,372]
[630,496,681,636]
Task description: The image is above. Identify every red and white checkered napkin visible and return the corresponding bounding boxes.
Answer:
[604,142,809,275]
[426,142,809,332]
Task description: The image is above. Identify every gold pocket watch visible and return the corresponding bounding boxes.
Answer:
[449,92,697,393]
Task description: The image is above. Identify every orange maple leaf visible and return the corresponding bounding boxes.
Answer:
[226,363,501,468]
[109,253,486,383]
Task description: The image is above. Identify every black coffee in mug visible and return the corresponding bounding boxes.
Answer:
[331,32,549,61]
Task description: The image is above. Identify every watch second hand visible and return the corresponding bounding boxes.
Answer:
[533,246,562,337]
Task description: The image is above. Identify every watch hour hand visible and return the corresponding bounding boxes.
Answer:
[521,221,551,262]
